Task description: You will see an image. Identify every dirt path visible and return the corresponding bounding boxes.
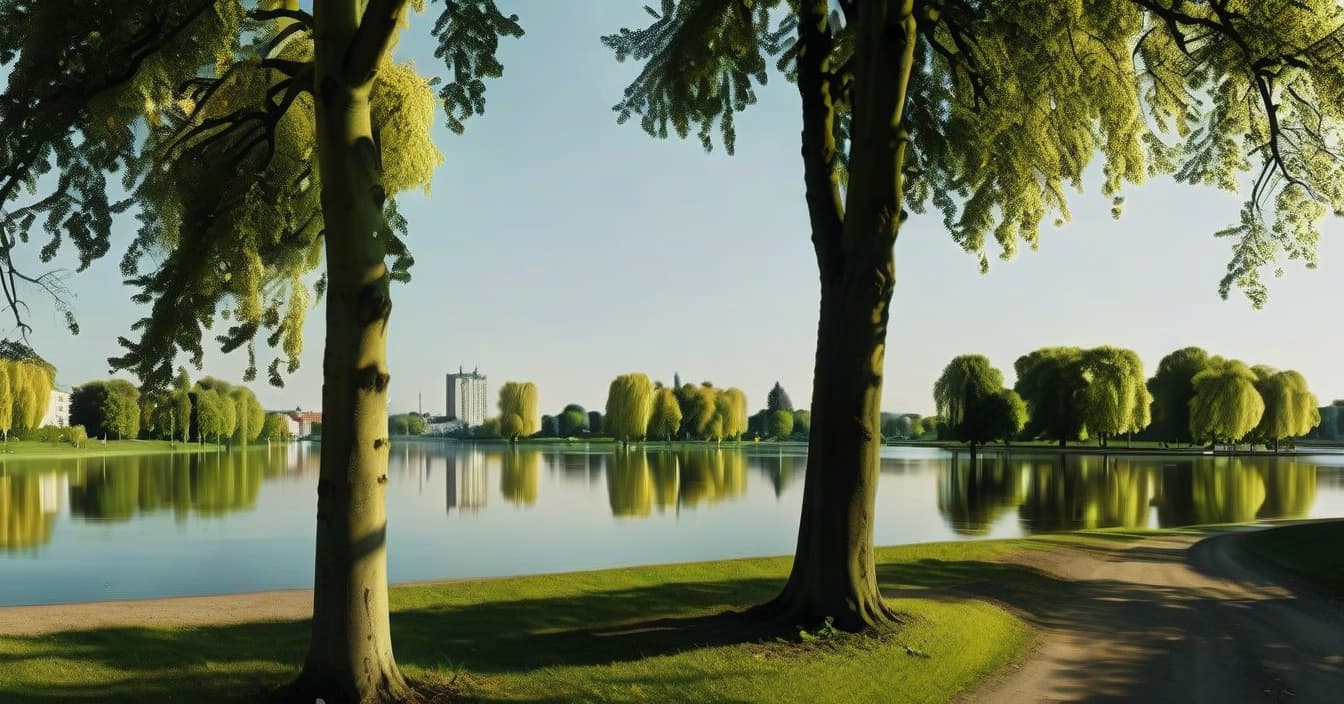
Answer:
[962,528,1344,704]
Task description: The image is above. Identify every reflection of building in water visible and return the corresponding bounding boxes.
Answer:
[39,473,68,514]
[447,450,486,512]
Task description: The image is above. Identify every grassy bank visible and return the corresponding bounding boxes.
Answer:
[1238,520,1344,594]
[0,439,225,462]
[0,540,1043,703]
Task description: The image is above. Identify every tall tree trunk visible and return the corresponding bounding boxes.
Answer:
[758,0,916,633]
[285,1,413,702]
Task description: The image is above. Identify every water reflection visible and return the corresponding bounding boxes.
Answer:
[936,452,1321,533]
[0,444,1338,556]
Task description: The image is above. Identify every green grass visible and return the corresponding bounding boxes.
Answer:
[0,540,1039,704]
[1238,520,1344,594]
[0,439,224,462]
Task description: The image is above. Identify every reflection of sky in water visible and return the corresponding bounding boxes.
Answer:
[1,444,1342,606]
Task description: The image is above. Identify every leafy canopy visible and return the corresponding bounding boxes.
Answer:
[0,1,523,387]
[605,0,1344,305]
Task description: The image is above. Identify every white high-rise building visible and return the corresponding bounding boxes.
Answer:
[445,367,487,427]
[40,388,70,428]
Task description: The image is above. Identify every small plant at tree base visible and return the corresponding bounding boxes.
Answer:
[796,616,839,643]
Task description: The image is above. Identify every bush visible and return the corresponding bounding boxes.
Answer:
[15,425,71,443]
[69,425,88,447]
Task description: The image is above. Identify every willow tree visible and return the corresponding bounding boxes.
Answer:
[1253,369,1320,451]
[1078,346,1150,447]
[1013,347,1088,446]
[606,0,1344,630]
[648,385,683,441]
[497,381,539,442]
[1190,359,1265,446]
[0,363,12,444]
[1147,347,1212,444]
[230,386,266,444]
[933,355,1024,454]
[605,373,655,445]
[0,2,523,698]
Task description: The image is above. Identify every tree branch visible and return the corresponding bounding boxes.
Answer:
[344,0,410,85]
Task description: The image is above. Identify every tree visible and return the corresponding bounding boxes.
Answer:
[1253,369,1320,450]
[262,413,294,442]
[648,386,683,441]
[588,410,604,436]
[497,382,539,442]
[605,373,655,445]
[194,388,226,445]
[388,414,410,436]
[678,383,718,439]
[934,356,1024,452]
[1014,347,1088,446]
[0,362,12,444]
[605,0,1344,631]
[767,382,794,413]
[1147,347,1212,444]
[1190,360,1265,446]
[719,387,749,440]
[1077,346,1151,447]
[558,404,587,436]
[793,409,811,436]
[539,414,558,437]
[770,409,795,439]
[230,387,265,444]
[0,2,525,697]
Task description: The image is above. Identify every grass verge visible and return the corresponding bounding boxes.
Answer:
[0,541,1034,704]
[0,439,226,462]
[1238,520,1344,594]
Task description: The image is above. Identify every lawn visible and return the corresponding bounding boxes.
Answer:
[1237,520,1344,594]
[0,541,1038,704]
[0,439,224,462]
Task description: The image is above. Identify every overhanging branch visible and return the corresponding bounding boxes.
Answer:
[344,0,410,85]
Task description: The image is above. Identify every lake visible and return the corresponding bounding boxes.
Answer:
[3,442,1344,607]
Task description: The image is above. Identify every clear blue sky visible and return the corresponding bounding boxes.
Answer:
[17,2,1344,418]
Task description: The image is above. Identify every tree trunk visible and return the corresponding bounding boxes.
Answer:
[284,1,412,702]
[757,0,915,633]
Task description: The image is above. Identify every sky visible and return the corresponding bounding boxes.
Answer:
[14,2,1344,419]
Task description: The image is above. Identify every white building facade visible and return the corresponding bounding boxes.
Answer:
[445,367,487,427]
[40,388,70,428]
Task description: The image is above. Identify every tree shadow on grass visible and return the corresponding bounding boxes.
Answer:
[0,557,1093,704]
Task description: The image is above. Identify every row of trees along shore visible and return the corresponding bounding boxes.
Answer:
[445,377,818,445]
[72,367,293,445]
[5,0,1342,696]
[932,347,1321,453]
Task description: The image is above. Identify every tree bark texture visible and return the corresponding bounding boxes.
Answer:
[760,0,917,632]
[285,0,413,701]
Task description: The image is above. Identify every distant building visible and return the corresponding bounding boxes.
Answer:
[425,416,465,436]
[287,409,323,437]
[40,388,70,428]
[445,366,487,427]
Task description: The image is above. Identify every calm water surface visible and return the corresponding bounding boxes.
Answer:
[3,442,1343,606]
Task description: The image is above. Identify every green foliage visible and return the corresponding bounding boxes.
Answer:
[792,409,810,436]
[648,386,683,440]
[71,379,140,440]
[605,1,1344,304]
[769,409,794,439]
[69,425,88,448]
[1190,359,1265,443]
[261,413,293,442]
[478,417,500,439]
[767,382,793,413]
[934,356,1024,447]
[229,386,264,444]
[0,362,12,438]
[558,405,588,436]
[605,373,656,443]
[719,387,749,440]
[1253,370,1321,443]
[1014,348,1088,444]
[389,413,427,436]
[1147,347,1212,444]
[1077,347,1151,443]
[497,382,539,440]
[587,411,604,436]
[540,414,558,437]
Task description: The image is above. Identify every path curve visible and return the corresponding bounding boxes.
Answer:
[963,526,1344,704]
